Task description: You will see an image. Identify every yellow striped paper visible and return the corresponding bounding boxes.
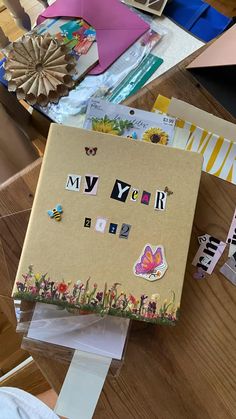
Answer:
[152,95,236,185]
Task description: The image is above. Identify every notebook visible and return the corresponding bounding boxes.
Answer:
[13,125,202,325]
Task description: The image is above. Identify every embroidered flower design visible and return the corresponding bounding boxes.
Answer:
[129,294,137,305]
[91,116,133,136]
[57,282,68,294]
[14,266,179,325]
[92,119,120,135]
[142,128,169,145]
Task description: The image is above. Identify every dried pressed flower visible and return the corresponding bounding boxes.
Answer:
[4,33,77,106]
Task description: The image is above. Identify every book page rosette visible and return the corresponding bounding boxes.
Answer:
[4,34,77,106]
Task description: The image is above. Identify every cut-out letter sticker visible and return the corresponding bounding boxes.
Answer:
[226,208,236,257]
[66,174,81,191]
[141,191,151,205]
[110,180,131,203]
[192,234,226,274]
[83,175,99,195]
[47,204,63,222]
[119,223,131,239]
[95,217,107,233]
[109,223,118,234]
[154,190,167,211]
[133,244,167,281]
[220,251,236,286]
[198,234,208,245]
[130,188,139,202]
[84,218,91,228]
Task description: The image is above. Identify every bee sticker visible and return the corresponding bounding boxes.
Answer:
[127,132,138,140]
[47,204,63,222]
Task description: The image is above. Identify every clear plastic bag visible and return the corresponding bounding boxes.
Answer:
[38,11,169,126]
[15,300,130,376]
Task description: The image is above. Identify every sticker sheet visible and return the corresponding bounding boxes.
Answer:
[192,234,226,274]
[35,18,99,81]
[13,125,202,325]
[226,208,236,257]
[84,98,176,146]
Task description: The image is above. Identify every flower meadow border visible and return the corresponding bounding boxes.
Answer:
[14,265,180,325]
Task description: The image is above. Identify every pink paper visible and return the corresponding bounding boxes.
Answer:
[192,234,226,274]
[37,0,149,75]
[187,24,236,69]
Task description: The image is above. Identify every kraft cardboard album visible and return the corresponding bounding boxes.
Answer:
[13,125,202,324]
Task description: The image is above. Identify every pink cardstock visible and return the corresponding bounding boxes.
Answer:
[37,0,150,75]
[192,234,226,274]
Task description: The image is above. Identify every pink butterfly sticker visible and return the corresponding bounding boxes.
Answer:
[133,244,167,281]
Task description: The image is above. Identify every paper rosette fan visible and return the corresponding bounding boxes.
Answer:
[4,34,77,106]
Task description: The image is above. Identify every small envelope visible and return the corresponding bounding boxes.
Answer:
[187,24,236,117]
[37,0,150,75]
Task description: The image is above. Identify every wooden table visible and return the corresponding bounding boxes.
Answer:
[1,48,236,418]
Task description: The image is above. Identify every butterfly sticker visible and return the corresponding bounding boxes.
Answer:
[164,186,173,196]
[133,244,168,281]
[85,147,97,156]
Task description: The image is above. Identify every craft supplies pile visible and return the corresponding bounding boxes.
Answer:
[1,1,235,418]
[2,0,234,325]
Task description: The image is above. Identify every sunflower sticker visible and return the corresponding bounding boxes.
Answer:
[91,115,133,136]
[142,128,169,145]
[84,98,176,145]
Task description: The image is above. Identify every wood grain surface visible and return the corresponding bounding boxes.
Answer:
[0,159,41,324]
[0,310,28,375]
[0,47,236,418]
[0,358,51,395]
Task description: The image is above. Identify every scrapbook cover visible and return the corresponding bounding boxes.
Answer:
[13,125,202,325]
